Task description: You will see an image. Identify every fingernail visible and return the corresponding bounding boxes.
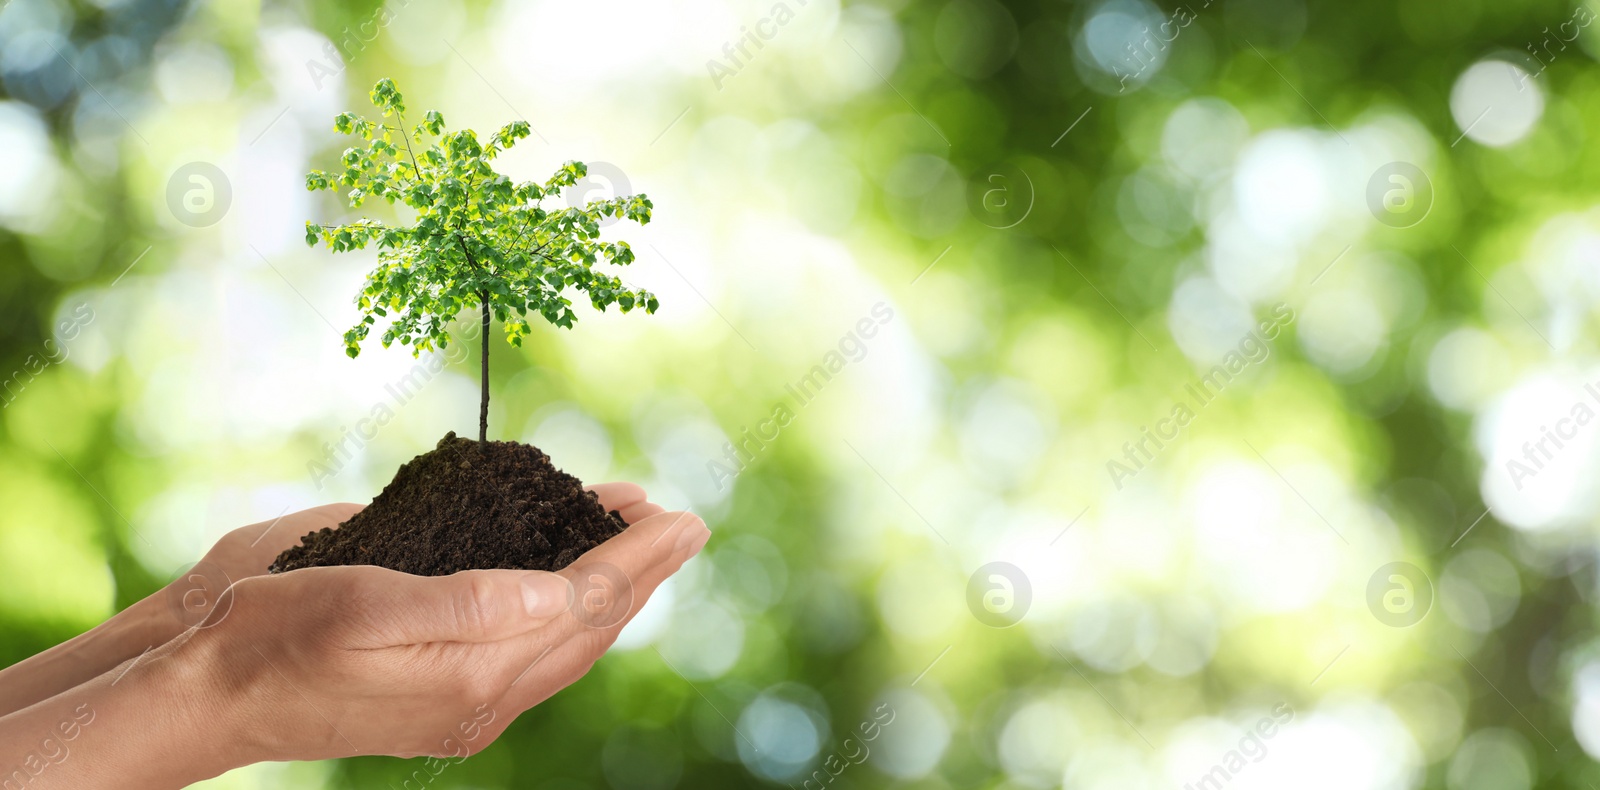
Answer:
[682,528,711,556]
[522,573,572,618]
[674,522,708,553]
[684,530,710,556]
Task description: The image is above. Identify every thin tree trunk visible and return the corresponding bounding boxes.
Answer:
[479,293,489,443]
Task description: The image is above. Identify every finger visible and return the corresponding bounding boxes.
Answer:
[558,510,704,587]
[502,510,705,654]
[584,482,648,514]
[251,503,361,551]
[592,516,708,628]
[570,522,706,636]
[489,517,709,711]
[374,512,706,710]
[356,567,576,646]
[210,503,364,578]
[618,501,665,524]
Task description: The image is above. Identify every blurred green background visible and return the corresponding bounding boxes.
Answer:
[4,0,1600,786]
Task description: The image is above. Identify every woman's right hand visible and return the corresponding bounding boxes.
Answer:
[182,483,706,767]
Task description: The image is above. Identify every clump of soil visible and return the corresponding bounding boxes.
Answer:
[270,432,627,576]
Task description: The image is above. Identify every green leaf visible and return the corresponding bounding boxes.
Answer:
[304,78,660,366]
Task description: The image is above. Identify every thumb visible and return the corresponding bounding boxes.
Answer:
[373,568,575,645]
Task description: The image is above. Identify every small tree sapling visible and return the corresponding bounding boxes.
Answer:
[305,78,658,442]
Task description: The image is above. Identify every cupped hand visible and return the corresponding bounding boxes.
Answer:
[164,503,363,626]
[197,503,363,583]
[181,483,706,764]
[0,505,363,718]
[175,482,656,624]
[186,481,662,593]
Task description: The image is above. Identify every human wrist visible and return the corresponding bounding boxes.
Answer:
[164,606,323,768]
[61,593,185,677]
[90,596,180,660]
[0,599,174,718]
[158,626,277,776]
[0,631,253,789]
[100,629,261,786]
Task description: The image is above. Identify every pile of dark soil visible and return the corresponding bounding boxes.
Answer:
[270,432,627,576]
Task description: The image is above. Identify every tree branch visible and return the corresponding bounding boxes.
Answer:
[391,113,423,176]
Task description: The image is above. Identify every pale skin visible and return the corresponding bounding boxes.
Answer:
[0,483,702,788]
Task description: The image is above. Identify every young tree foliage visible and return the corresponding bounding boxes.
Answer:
[305,78,657,441]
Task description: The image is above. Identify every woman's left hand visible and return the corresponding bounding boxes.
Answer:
[0,503,362,717]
